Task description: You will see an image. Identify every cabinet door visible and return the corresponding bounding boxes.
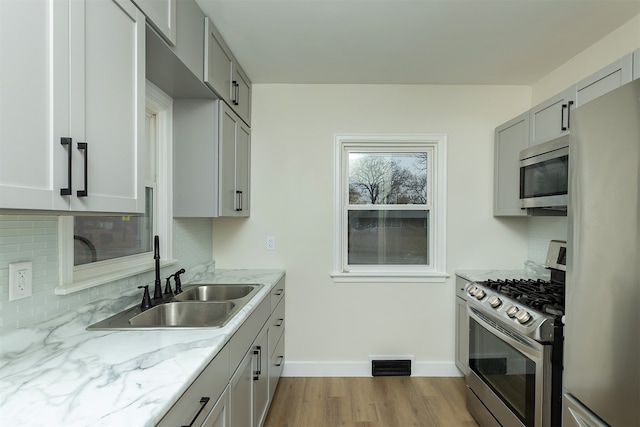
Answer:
[68,0,145,213]
[232,66,252,125]
[218,103,251,217]
[529,87,575,146]
[131,0,176,45]
[235,120,251,217]
[230,350,253,427]
[203,387,230,427]
[204,18,233,104]
[269,333,285,403]
[576,54,632,107]
[253,327,269,427]
[0,0,68,210]
[494,112,528,216]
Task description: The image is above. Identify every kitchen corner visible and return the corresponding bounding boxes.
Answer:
[0,265,285,427]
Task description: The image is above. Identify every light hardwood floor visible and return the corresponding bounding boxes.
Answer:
[263,377,479,427]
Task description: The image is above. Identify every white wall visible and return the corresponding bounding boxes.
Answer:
[533,14,640,104]
[212,84,532,375]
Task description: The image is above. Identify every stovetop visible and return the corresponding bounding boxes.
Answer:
[478,278,565,317]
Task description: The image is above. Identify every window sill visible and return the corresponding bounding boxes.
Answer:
[330,271,450,283]
[55,258,178,295]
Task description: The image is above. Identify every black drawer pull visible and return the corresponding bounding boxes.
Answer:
[275,319,284,327]
[276,356,284,367]
[275,289,284,296]
[181,396,210,427]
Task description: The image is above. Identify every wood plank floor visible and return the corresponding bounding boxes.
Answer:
[263,377,479,427]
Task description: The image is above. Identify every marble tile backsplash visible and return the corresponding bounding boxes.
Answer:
[0,216,213,333]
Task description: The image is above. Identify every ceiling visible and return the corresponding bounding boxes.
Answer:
[195,0,640,85]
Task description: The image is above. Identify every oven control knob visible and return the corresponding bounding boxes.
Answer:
[516,310,532,324]
[467,285,477,296]
[488,296,502,308]
[506,305,519,318]
[475,289,486,300]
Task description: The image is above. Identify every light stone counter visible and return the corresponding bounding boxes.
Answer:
[0,266,285,427]
[455,263,550,283]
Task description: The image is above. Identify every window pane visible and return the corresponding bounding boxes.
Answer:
[349,152,427,205]
[74,188,153,266]
[348,210,429,265]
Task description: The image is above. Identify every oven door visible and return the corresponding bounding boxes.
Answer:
[467,307,550,427]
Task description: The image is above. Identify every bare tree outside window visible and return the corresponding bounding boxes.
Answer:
[347,152,430,265]
[348,153,428,205]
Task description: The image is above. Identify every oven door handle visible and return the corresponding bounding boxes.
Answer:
[468,306,544,363]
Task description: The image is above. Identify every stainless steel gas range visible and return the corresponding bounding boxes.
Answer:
[466,240,566,427]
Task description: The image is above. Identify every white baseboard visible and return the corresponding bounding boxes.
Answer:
[282,361,464,377]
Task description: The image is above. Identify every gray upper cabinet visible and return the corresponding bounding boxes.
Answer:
[204,18,234,106]
[494,112,529,217]
[575,54,633,107]
[232,66,252,124]
[131,0,176,45]
[219,103,251,217]
[204,17,252,126]
[173,100,250,218]
[633,48,640,80]
[0,0,146,214]
[529,86,575,146]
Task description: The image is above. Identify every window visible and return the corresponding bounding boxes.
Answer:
[56,82,174,294]
[332,134,448,283]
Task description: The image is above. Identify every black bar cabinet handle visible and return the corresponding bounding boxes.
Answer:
[253,346,262,379]
[60,137,72,196]
[235,190,242,211]
[566,100,574,130]
[181,397,210,427]
[232,81,239,105]
[77,142,88,197]
[275,318,284,327]
[561,103,568,131]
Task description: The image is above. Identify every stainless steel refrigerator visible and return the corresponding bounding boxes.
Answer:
[564,78,640,426]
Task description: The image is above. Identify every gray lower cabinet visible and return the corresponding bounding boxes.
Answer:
[494,112,529,217]
[253,327,270,427]
[455,276,469,375]
[159,277,286,427]
[230,350,253,427]
[202,387,230,427]
[575,53,633,107]
[157,344,231,427]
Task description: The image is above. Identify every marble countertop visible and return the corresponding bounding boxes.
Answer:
[0,267,285,427]
[455,263,550,283]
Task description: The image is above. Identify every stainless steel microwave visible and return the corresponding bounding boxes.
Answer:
[519,136,569,209]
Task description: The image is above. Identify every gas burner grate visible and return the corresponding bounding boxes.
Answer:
[479,278,565,317]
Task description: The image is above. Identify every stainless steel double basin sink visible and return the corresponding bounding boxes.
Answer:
[87,284,263,330]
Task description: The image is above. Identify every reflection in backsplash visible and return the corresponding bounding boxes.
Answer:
[0,216,213,333]
[528,216,569,264]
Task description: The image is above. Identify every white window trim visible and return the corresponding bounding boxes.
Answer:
[55,81,175,295]
[331,133,449,283]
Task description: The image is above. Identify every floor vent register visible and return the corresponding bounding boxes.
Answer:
[371,359,411,377]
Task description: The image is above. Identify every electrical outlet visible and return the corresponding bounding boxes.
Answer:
[9,261,32,301]
[266,236,276,251]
